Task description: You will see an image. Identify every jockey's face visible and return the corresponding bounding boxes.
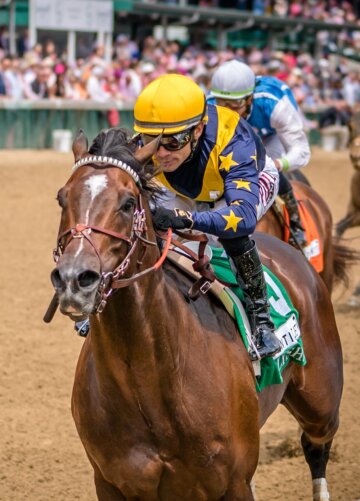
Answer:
[154,122,204,173]
[216,95,253,119]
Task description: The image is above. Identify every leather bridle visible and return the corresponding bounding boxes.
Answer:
[53,194,172,313]
[47,157,231,323]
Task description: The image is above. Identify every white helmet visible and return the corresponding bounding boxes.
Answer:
[210,60,256,100]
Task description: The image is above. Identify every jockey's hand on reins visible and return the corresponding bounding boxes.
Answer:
[152,207,193,231]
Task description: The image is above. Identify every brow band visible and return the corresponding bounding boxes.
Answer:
[72,155,141,187]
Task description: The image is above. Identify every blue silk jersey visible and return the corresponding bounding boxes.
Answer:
[156,104,265,239]
[248,76,298,138]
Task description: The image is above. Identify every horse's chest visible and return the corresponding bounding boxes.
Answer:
[73,358,234,499]
[93,443,225,501]
[97,444,164,499]
[80,418,227,500]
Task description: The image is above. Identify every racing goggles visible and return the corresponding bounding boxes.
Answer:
[216,97,247,112]
[141,128,194,152]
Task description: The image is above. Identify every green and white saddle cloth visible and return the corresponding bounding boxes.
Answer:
[210,247,307,392]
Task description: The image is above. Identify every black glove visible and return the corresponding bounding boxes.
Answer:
[152,207,194,231]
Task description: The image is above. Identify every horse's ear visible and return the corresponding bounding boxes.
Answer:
[72,129,89,161]
[133,135,162,165]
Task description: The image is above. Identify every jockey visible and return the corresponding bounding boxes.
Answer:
[133,73,281,361]
[209,59,311,248]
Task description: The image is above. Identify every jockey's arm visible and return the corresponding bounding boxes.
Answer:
[191,155,259,239]
[270,97,311,172]
[154,156,278,224]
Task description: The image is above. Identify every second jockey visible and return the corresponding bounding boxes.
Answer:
[210,59,311,248]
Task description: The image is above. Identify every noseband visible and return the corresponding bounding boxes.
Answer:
[53,157,172,313]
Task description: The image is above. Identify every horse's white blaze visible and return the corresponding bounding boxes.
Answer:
[313,478,330,501]
[74,208,91,258]
[85,174,108,201]
[74,175,107,259]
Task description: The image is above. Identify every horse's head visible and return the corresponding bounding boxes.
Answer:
[349,135,360,171]
[51,127,160,320]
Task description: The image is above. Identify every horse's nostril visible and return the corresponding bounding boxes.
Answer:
[51,269,63,289]
[78,270,100,288]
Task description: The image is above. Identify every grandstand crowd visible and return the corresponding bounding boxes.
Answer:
[200,0,359,22]
[0,0,359,135]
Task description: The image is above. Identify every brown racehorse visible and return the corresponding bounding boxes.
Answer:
[257,180,358,294]
[49,128,342,501]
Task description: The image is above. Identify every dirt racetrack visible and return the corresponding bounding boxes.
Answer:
[1,146,359,501]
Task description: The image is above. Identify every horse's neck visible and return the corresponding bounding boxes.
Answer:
[90,269,190,380]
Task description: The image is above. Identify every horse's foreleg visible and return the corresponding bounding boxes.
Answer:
[301,433,332,501]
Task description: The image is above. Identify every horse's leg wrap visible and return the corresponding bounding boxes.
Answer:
[312,478,330,501]
[222,239,281,361]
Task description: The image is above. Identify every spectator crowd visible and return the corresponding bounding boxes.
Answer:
[0,0,359,135]
[195,0,360,22]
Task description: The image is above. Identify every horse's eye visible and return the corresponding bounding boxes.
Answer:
[121,198,136,212]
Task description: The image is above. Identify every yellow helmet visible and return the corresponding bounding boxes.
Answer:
[134,74,206,135]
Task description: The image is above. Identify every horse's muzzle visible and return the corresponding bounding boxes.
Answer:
[51,266,101,318]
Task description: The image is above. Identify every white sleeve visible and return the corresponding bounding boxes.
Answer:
[270,97,311,172]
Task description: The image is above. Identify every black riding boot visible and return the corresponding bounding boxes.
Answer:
[282,190,307,248]
[231,242,281,361]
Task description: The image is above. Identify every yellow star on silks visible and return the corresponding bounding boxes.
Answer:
[231,200,241,206]
[219,152,239,172]
[233,179,251,191]
[222,210,243,232]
